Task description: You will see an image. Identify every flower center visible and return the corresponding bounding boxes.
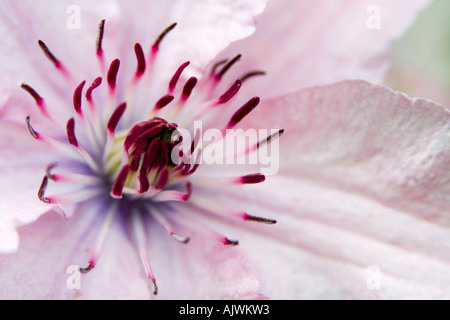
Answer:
[21,19,282,296]
[110,117,181,198]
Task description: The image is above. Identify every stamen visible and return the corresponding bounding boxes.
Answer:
[217,80,242,104]
[181,77,198,101]
[80,203,117,274]
[151,208,190,244]
[242,213,277,225]
[86,77,102,102]
[107,59,120,91]
[152,22,177,53]
[73,81,86,116]
[132,212,158,295]
[21,83,45,110]
[190,195,276,225]
[107,102,127,134]
[154,167,169,190]
[215,54,242,80]
[239,173,266,184]
[66,118,78,147]
[111,165,130,198]
[134,43,146,77]
[96,20,106,57]
[240,71,266,83]
[152,182,192,202]
[38,40,61,69]
[26,116,81,158]
[226,97,260,129]
[171,210,239,246]
[38,176,50,203]
[256,129,285,149]
[210,59,228,76]
[168,61,190,93]
[26,116,40,140]
[154,94,175,110]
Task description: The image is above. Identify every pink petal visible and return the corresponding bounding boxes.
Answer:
[0,121,60,253]
[199,80,450,298]
[201,176,450,299]
[218,0,432,98]
[0,203,262,299]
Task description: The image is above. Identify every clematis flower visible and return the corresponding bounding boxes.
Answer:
[1,0,449,300]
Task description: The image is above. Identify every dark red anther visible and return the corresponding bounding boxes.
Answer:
[73,81,86,114]
[240,71,266,83]
[223,238,239,246]
[21,83,44,107]
[66,118,78,147]
[107,102,127,133]
[138,167,150,193]
[168,61,190,93]
[155,168,169,190]
[141,139,160,173]
[218,80,242,104]
[227,97,260,128]
[136,124,164,142]
[159,140,170,166]
[134,43,146,77]
[86,77,102,101]
[240,173,266,184]
[182,77,198,100]
[112,165,130,198]
[152,22,177,53]
[38,176,50,203]
[107,59,120,90]
[96,20,106,56]
[130,142,147,171]
[155,94,175,110]
[26,116,40,139]
[215,54,242,80]
[38,40,61,68]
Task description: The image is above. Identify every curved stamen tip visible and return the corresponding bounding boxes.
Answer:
[150,279,158,295]
[79,262,95,274]
[38,176,50,203]
[215,54,242,80]
[152,22,177,52]
[21,83,43,106]
[240,71,266,83]
[38,40,61,68]
[26,116,40,139]
[172,234,190,244]
[46,162,58,180]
